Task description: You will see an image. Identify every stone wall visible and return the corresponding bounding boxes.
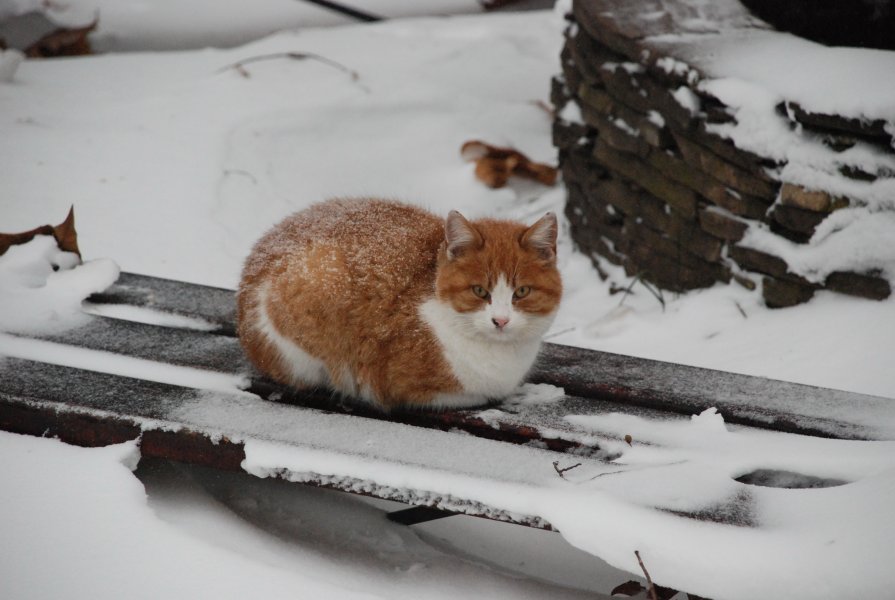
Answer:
[553,0,894,307]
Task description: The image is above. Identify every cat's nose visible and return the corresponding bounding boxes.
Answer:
[492,316,510,329]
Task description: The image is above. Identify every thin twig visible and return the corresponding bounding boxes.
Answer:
[222,169,258,185]
[734,300,747,319]
[529,99,555,118]
[299,0,383,22]
[587,460,686,483]
[635,550,659,600]
[216,52,369,92]
[552,461,582,478]
[618,273,666,312]
[638,278,665,311]
[617,274,640,307]
[586,468,627,481]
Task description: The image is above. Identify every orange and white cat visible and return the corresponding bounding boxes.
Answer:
[237,198,562,410]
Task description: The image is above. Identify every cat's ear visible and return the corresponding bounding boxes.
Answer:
[522,212,558,263]
[445,210,483,260]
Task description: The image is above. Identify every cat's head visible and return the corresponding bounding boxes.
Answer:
[435,210,562,343]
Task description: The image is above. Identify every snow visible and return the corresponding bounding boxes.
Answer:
[631,0,895,288]
[3,430,589,600]
[741,209,895,282]
[670,28,895,123]
[646,109,666,128]
[0,47,23,81]
[558,98,583,124]
[554,409,895,599]
[2,0,485,52]
[696,75,895,282]
[0,235,119,335]
[82,301,221,331]
[612,116,639,136]
[671,85,701,115]
[505,382,566,405]
[2,3,895,599]
[234,404,895,600]
[0,332,251,393]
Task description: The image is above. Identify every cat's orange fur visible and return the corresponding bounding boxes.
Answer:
[237,198,562,410]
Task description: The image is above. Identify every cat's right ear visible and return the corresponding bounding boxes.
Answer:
[445,210,483,260]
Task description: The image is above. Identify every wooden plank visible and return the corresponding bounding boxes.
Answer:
[34,314,249,374]
[80,272,895,441]
[0,357,576,529]
[18,309,890,445]
[0,357,783,531]
[88,272,238,336]
[529,345,895,441]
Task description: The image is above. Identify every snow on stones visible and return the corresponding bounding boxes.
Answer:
[556,0,895,307]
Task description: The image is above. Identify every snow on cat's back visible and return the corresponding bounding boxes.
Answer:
[237,198,562,410]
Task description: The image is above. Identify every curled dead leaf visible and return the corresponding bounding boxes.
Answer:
[461,140,557,189]
[611,580,647,597]
[53,206,80,256]
[0,206,80,258]
[25,20,97,58]
[624,434,633,446]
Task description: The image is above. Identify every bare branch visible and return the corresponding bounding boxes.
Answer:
[216,52,369,92]
[635,550,659,600]
[552,460,582,478]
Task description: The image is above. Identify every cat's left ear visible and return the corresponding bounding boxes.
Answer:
[522,212,558,263]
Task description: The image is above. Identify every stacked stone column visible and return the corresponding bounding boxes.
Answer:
[553,1,893,307]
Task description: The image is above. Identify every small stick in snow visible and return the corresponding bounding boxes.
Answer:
[638,277,666,311]
[552,460,582,478]
[735,300,748,319]
[222,169,258,185]
[635,550,659,600]
[216,52,369,92]
[617,274,640,307]
[529,99,555,118]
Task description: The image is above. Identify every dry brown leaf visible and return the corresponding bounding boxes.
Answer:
[25,19,97,58]
[611,580,647,597]
[0,206,80,257]
[460,139,558,189]
[53,205,80,256]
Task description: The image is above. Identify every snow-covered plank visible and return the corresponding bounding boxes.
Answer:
[88,272,238,335]
[0,357,579,529]
[530,345,895,441]
[4,355,895,600]
[16,306,895,445]
[32,314,249,374]
[83,272,895,441]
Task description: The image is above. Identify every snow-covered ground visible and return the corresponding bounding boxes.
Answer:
[2,3,895,599]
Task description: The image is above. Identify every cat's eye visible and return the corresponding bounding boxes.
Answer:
[514,286,531,299]
[472,285,490,299]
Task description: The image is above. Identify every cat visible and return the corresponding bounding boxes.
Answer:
[237,198,562,410]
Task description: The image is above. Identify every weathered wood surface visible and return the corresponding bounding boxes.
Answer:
[0,357,557,528]
[85,272,895,441]
[2,272,895,531]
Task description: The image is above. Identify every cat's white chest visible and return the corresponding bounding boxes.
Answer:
[419,298,546,400]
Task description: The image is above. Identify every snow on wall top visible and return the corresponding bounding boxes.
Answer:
[578,0,895,122]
